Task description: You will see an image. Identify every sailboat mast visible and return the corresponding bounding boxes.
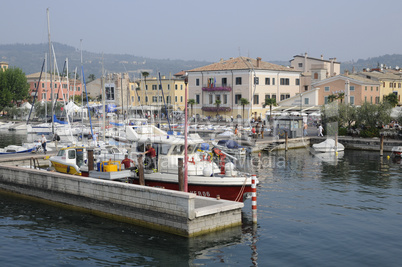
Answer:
[47,8,54,134]
[45,53,47,120]
[102,53,106,142]
[80,39,83,125]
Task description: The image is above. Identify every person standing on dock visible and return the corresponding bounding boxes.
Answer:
[318,124,324,137]
[41,134,47,154]
[304,122,308,136]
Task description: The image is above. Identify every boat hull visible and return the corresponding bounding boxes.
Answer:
[129,173,254,202]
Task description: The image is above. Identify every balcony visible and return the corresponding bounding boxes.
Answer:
[202,83,232,92]
[201,104,231,112]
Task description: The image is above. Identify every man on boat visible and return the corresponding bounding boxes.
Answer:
[41,134,47,154]
[121,154,135,170]
[144,144,157,171]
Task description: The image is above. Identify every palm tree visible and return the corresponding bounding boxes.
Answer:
[327,94,337,103]
[187,98,196,118]
[263,98,277,122]
[142,71,149,104]
[215,99,221,117]
[239,98,250,126]
[337,92,345,103]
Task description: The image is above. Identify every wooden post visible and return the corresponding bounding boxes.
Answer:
[87,149,94,171]
[285,131,288,151]
[380,134,384,156]
[178,158,184,191]
[138,154,145,185]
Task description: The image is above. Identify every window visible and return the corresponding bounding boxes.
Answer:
[152,96,157,103]
[376,86,379,91]
[370,96,373,103]
[298,63,303,67]
[166,96,171,104]
[350,86,355,91]
[375,96,380,104]
[324,86,330,92]
[383,82,386,87]
[105,84,115,100]
[314,73,318,79]
[280,78,290,85]
[371,86,373,91]
[131,96,134,102]
[175,96,177,102]
[159,96,163,102]
[77,87,80,92]
[265,94,270,100]
[145,85,148,90]
[235,77,242,85]
[209,94,213,104]
[365,86,367,91]
[399,83,401,88]
[196,94,200,104]
[272,78,275,85]
[350,96,355,105]
[131,85,134,90]
[167,84,170,90]
[304,85,308,91]
[152,84,157,90]
[304,98,309,105]
[280,94,290,100]
[63,84,67,89]
[159,84,162,90]
[180,96,183,102]
[180,85,183,90]
[175,84,178,90]
[271,94,276,101]
[42,93,46,99]
[222,78,227,86]
[254,77,259,85]
[138,96,140,102]
[145,96,148,103]
[196,79,200,86]
[235,94,242,104]
[296,79,300,85]
[324,96,328,104]
[365,96,367,102]
[215,94,221,102]
[389,82,393,88]
[55,84,57,89]
[223,94,228,104]
[42,83,45,88]
[253,94,259,104]
[265,78,270,85]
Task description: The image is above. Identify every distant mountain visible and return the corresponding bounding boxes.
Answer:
[0,43,212,79]
[1,43,402,78]
[341,54,402,73]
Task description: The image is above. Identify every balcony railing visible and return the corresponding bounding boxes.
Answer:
[202,84,232,92]
[201,105,231,112]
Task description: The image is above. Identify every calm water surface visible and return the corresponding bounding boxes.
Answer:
[1,131,402,266]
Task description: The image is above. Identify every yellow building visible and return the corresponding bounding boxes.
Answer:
[357,70,402,105]
[133,72,186,116]
[0,61,9,72]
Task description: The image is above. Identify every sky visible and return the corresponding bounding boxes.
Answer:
[2,0,402,63]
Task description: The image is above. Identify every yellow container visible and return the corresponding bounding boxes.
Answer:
[104,164,118,172]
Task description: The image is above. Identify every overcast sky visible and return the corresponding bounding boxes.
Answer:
[2,0,402,63]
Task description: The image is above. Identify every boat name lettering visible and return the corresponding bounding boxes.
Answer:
[189,191,211,197]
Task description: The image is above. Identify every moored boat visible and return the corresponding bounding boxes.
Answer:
[391,146,402,157]
[312,138,345,153]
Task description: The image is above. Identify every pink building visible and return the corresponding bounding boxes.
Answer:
[26,72,82,102]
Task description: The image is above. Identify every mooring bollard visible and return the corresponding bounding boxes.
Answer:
[252,174,257,224]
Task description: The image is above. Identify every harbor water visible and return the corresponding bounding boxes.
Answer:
[1,131,402,266]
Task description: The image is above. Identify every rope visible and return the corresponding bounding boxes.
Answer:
[234,175,248,202]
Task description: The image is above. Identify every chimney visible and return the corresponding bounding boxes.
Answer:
[257,57,261,67]
[321,55,323,60]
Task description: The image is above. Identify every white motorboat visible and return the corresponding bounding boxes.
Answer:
[312,138,345,153]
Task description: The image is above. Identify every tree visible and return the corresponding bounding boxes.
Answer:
[0,67,30,111]
[215,99,221,117]
[384,93,398,107]
[356,102,392,130]
[327,94,337,103]
[238,98,250,126]
[187,98,196,117]
[87,74,96,83]
[337,92,345,103]
[263,98,277,122]
[338,103,358,129]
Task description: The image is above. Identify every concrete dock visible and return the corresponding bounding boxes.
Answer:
[0,154,243,237]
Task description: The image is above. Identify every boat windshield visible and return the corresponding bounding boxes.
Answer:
[57,150,66,157]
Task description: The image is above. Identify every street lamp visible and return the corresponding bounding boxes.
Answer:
[184,72,188,192]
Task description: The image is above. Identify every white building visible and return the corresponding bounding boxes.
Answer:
[187,57,301,120]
